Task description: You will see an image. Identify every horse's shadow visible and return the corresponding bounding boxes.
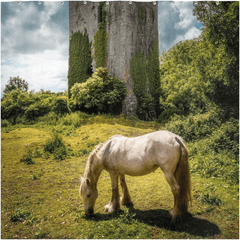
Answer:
[91,206,221,238]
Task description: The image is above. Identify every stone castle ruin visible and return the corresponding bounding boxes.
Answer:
[69,1,159,118]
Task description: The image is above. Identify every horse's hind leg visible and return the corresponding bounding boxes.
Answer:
[104,172,120,213]
[164,172,182,220]
[119,174,133,206]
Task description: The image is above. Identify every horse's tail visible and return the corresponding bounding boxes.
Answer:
[175,136,192,212]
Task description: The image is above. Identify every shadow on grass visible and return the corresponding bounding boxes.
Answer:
[89,206,221,238]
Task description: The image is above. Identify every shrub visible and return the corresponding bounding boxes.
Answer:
[20,149,34,165]
[1,119,10,128]
[71,68,127,113]
[44,133,68,160]
[1,89,32,123]
[59,112,83,128]
[37,112,59,125]
[25,97,53,120]
[52,96,69,115]
[53,145,68,160]
[188,117,239,184]
[162,108,222,142]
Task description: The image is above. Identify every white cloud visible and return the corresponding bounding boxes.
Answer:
[158,1,202,54]
[1,2,69,96]
[184,27,202,40]
[2,49,68,94]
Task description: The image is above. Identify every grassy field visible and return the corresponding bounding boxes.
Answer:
[1,118,239,239]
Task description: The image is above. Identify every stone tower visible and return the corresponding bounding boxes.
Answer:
[69,1,158,116]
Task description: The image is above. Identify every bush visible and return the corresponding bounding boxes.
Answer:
[37,112,59,125]
[71,68,127,114]
[162,108,222,142]
[187,117,239,184]
[59,112,87,128]
[1,119,10,128]
[44,133,68,160]
[25,97,53,120]
[20,149,34,165]
[52,96,69,115]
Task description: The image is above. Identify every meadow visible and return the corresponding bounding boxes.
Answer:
[1,112,239,239]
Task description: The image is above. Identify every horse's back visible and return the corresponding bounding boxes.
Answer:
[97,131,182,176]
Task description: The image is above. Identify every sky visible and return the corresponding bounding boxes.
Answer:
[1,1,202,96]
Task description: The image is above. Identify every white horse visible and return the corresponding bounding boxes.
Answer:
[79,130,191,221]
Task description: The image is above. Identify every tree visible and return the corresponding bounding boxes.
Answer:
[3,76,28,95]
[193,1,239,117]
[159,38,229,120]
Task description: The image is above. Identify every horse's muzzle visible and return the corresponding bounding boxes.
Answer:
[86,207,94,216]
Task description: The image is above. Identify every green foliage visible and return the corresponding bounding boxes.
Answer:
[162,108,223,142]
[71,67,127,113]
[10,207,39,225]
[193,1,239,117]
[196,192,222,205]
[1,90,69,123]
[1,119,10,128]
[44,133,68,160]
[25,97,53,120]
[93,18,108,68]
[20,149,34,165]
[148,37,161,116]
[11,207,32,222]
[3,76,28,95]
[68,30,93,98]
[52,96,69,115]
[159,38,236,118]
[130,50,155,120]
[1,89,33,123]
[119,206,137,224]
[37,112,60,125]
[193,1,239,58]
[1,118,239,239]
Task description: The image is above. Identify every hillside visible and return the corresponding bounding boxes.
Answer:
[1,117,239,239]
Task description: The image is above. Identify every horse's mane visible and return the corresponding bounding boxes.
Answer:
[83,135,123,177]
[83,142,104,177]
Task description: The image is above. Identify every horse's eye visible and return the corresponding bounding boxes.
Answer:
[87,193,91,198]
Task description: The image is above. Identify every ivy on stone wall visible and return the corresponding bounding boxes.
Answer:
[93,2,108,68]
[148,37,161,116]
[68,30,92,98]
[130,50,155,120]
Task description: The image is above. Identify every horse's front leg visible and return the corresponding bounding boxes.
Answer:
[119,174,133,206]
[104,172,120,213]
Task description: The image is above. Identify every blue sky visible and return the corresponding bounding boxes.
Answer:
[1,1,202,96]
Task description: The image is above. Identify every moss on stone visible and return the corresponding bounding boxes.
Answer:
[130,50,155,120]
[93,2,108,68]
[148,37,160,116]
[68,30,92,99]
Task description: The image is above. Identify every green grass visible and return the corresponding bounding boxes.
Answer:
[1,115,239,238]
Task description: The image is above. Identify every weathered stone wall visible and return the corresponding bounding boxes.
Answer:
[69,1,158,117]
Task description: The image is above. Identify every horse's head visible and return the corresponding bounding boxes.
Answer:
[79,176,98,216]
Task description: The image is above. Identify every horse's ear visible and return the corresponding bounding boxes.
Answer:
[86,178,91,186]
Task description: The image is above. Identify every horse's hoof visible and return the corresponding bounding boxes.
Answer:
[171,215,182,223]
[120,197,133,206]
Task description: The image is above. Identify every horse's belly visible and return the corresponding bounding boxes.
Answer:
[104,155,158,176]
